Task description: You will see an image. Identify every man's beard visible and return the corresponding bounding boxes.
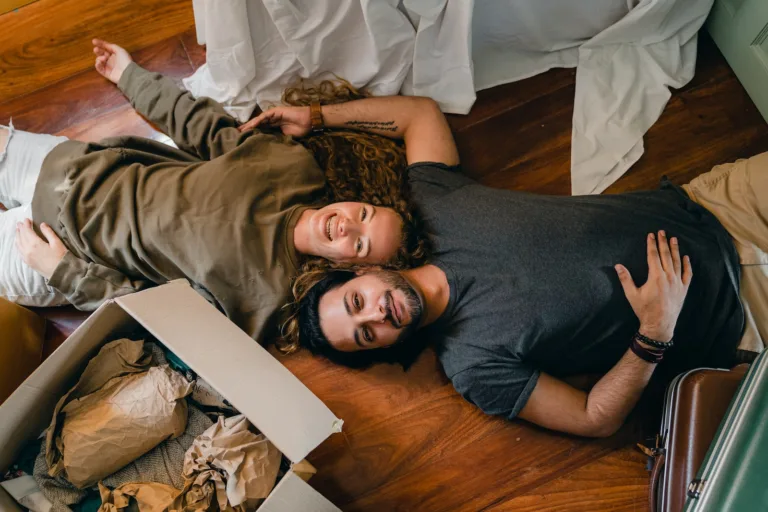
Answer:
[375,270,423,343]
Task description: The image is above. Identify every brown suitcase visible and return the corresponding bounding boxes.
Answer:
[648,365,749,512]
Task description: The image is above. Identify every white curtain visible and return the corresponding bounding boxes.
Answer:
[184,0,713,195]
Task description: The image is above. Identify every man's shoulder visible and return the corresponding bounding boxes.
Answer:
[446,358,541,420]
[406,161,475,204]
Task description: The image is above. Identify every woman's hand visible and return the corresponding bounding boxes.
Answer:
[92,39,133,84]
[615,231,693,342]
[238,106,312,137]
[15,219,68,280]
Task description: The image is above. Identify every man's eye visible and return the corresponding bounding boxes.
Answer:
[356,239,363,253]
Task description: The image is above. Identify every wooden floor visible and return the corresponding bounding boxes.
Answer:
[3,1,768,511]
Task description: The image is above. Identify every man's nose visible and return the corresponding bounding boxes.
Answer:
[361,305,386,323]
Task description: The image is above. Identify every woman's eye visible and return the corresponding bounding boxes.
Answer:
[356,239,363,253]
[361,208,367,221]
[363,327,373,342]
[353,294,361,310]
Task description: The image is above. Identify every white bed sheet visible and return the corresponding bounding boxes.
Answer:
[184,0,713,195]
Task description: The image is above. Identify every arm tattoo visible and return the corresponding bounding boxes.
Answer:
[344,120,398,132]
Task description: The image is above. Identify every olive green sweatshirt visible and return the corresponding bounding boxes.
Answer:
[32,62,326,340]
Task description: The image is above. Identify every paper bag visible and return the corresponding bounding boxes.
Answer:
[45,339,193,488]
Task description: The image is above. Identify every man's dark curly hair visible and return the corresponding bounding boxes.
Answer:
[281,268,430,369]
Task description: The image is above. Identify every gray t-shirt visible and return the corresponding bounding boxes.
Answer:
[408,163,744,419]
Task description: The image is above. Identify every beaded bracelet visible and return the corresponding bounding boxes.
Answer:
[634,331,674,349]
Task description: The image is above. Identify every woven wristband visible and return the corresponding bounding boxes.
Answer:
[630,338,665,364]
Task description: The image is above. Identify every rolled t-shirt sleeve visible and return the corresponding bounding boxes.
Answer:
[450,362,541,420]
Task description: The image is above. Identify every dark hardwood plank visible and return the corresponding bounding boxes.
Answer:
[447,67,577,134]
[179,27,206,71]
[452,79,575,194]
[278,348,645,511]
[57,104,163,141]
[486,446,648,512]
[0,0,193,102]
[337,423,637,512]
[0,36,194,135]
[0,1,40,17]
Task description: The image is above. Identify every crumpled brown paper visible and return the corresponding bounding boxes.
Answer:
[98,415,282,512]
[99,482,179,512]
[45,339,193,489]
[180,414,281,509]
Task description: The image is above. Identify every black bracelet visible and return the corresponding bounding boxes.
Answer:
[634,331,673,349]
[630,338,665,364]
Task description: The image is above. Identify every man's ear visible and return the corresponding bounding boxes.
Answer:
[355,265,382,276]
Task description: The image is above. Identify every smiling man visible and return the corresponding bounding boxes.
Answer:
[285,110,768,436]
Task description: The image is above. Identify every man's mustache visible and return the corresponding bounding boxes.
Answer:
[384,290,401,329]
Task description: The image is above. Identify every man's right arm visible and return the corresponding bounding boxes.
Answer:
[238,95,460,167]
[519,231,693,437]
[321,97,459,167]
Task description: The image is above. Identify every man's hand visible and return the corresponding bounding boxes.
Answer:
[615,231,693,342]
[15,219,68,280]
[92,39,133,84]
[238,106,311,137]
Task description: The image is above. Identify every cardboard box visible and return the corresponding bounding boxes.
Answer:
[0,280,343,512]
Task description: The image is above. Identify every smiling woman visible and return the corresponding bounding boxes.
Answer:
[278,79,432,270]
[292,202,404,264]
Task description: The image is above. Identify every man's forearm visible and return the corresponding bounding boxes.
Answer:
[321,96,459,166]
[584,348,657,436]
[321,96,434,139]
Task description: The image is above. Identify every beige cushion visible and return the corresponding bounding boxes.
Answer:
[0,298,46,404]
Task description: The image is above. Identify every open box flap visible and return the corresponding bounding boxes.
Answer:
[259,472,341,512]
[116,280,342,463]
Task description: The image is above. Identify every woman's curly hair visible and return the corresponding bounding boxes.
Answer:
[281,79,430,271]
[276,78,432,355]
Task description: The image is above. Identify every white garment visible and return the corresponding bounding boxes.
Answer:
[571,0,713,194]
[0,121,69,307]
[185,0,415,121]
[185,0,713,195]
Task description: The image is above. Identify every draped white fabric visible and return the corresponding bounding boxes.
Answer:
[184,0,713,195]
